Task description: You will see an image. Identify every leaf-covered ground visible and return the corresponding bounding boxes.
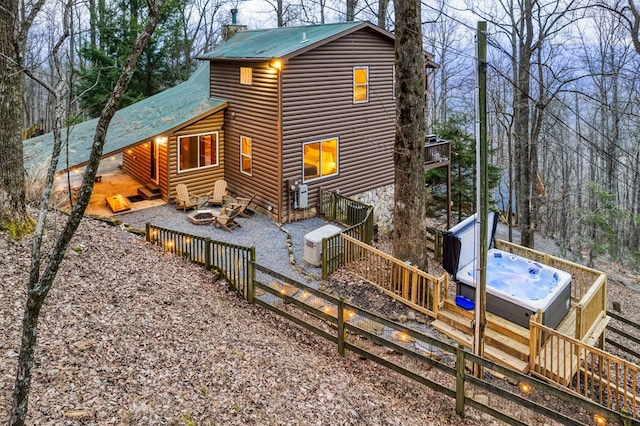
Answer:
[1,212,494,425]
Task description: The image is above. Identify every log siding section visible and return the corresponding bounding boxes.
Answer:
[167,110,226,203]
[122,140,168,199]
[210,62,280,216]
[280,29,396,217]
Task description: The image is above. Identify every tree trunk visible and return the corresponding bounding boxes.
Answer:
[9,1,165,423]
[377,0,389,29]
[392,0,428,270]
[346,0,357,21]
[0,0,35,239]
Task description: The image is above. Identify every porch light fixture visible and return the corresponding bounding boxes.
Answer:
[269,60,282,70]
[156,136,168,144]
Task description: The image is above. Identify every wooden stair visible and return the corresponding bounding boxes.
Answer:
[138,183,162,200]
[433,299,530,373]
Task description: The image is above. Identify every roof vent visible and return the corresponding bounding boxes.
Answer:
[301,32,308,43]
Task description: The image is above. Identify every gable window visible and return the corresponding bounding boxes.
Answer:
[353,66,369,103]
[178,131,219,172]
[303,138,338,182]
[240,67,253,85]
[240,135,252,176]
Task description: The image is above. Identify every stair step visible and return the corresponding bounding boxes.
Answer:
[444,299,530,345]
[432,319,529,373]
[138,186,162,200]
[145,182,161,193]
[436,309,529,361]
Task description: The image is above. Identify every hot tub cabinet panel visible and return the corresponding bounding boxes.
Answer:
[456,249,572,330]
[457,280,571,330]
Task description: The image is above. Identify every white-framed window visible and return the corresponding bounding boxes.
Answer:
[178,131,219,172]
[353,66,369,103]
[240,135,252,176]
[303,138,339,182]
[240,67,253,85]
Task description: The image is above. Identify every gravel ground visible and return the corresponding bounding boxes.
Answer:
[117,204,333,285]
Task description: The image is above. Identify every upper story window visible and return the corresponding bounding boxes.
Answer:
[353,66,369,103]
[178,131,219,172]
[303,138,338,182]
[240,136,252,176]
[240,67,253,85]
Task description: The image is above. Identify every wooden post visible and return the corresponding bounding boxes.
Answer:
[455,344,466,416]
[248,248,256,304]
[145,223,151,242]
[621,408,632,426]
[205,238,211,270]
[338,299,345,356]
[529,314,538,373]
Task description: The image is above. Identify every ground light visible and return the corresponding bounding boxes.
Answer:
[519,382,530,393]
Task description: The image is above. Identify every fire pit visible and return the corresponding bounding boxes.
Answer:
[186,209,218,225]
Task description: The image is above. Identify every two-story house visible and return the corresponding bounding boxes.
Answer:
[24,21,437,229]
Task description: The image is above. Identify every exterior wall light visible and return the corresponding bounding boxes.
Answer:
[270,60,282,70]
[156,136,168,144]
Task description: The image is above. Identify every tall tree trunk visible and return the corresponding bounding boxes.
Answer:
[392,0,428,270]
[0,0,36,239]
[346,0,357,21]
[9,1,165,423]
[377,0,389,29]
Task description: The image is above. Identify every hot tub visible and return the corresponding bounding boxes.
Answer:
[456,249,572,329]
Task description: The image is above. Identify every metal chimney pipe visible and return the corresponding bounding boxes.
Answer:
[231,8,238,25]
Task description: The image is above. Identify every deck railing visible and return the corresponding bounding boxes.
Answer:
[575,273,608,341]
[146,223,255,296]
[327,233,447,317]
[424,139,451,166]
[530,316,640,419]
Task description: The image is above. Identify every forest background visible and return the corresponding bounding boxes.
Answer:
[20,0,640,271]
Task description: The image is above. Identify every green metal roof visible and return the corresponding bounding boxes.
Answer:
[23,62,227,174]
[199,21,389,61]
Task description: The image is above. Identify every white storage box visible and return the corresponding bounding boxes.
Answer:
[303,224,342,267]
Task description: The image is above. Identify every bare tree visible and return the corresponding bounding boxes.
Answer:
[392,0,428,269]
[9,0,165,423]
[0,0,46,239]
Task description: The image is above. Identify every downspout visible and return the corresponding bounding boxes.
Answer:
[276,60,283,223]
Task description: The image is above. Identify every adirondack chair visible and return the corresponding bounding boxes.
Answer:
[229,194,256,218]
[212,205,242,232]
[207,179,228,206]
[175,183,199,212]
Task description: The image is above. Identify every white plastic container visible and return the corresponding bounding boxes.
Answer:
[303,224,342,267]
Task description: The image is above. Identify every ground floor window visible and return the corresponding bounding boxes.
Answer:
[240,136,252,176]
[303,138,338,181]
[178,131,218,172]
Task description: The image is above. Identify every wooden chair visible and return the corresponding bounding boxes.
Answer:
[212,205,242,232]
[175,183,199,212]
[229,194,256,218]
[207,179,228,206]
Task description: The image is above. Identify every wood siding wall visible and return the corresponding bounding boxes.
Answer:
[210,61,279,215]
[167,111,226,202]
[122,140,169,199]
[280,29,396,218]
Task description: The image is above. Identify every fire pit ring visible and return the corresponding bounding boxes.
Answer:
[186,209,218,225]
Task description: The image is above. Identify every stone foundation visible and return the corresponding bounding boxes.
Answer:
[351,184,395,236]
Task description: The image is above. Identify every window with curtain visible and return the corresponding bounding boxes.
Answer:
[353,66,369,103]
[240,135,252,176]
[178,132,218,172]
[303,138,338,181]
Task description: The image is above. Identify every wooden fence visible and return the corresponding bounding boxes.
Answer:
[144,222,640,424]
[530,316,640,420]
[427,226,443,263]
[249,263,637,426]
[607,311,640,363]
[318,188,374,244]
[327,233,447,318]
[146,223,255,297]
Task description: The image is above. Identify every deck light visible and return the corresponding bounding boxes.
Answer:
[594,414,606,425]
[519,382,531,393]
